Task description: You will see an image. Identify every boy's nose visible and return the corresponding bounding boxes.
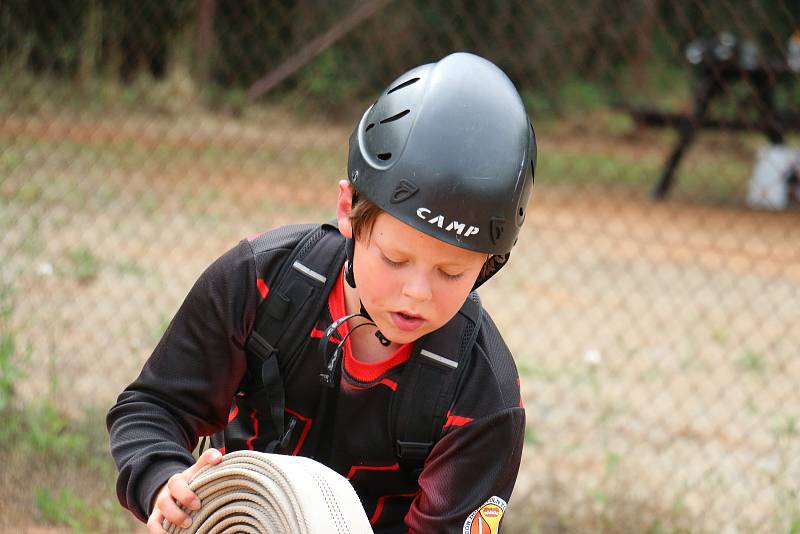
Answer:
[401,272,433,302]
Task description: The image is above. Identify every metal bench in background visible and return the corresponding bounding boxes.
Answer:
[629,32,800,199]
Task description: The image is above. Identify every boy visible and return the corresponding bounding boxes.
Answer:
[108,52,536,533]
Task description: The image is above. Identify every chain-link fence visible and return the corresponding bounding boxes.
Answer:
[1,1,799,532]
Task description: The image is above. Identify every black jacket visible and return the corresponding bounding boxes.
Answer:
[107,224,525,533]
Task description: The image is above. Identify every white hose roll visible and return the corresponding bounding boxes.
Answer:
[164,450,374,534]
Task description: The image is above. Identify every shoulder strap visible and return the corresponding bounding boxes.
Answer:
[390,292,482,473]
[244,222,347,452]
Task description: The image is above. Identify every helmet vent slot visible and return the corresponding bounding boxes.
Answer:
[365,123,375,132]
[379,109,410,124]
[387,77,420,94]
[377,152,392,161]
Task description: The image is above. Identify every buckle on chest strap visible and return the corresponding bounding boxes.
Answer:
[248,331,277,363]
[396,440,433,460]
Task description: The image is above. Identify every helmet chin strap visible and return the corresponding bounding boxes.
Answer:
[344,247,357,289]
[319,312,372,386]
[318,302,392,387]
[344,239,391,347]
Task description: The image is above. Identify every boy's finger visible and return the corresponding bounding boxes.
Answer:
[200,447,223,465]
[158,491,192,530]
[168,475,201,511]
[186,448,223,479]
[146,509,169,534]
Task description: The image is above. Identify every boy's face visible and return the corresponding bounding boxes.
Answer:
[337,181,486,345]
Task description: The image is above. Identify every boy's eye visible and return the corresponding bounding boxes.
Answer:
[439,270,464,281]
[381,254,405,267]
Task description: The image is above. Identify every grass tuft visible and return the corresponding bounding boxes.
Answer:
[66,246,100,284]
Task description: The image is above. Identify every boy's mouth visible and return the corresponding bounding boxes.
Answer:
[390,311,424,331]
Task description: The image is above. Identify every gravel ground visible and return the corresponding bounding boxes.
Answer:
[2,112,798,533]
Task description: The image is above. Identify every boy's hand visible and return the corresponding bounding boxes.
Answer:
[146,448,223,534]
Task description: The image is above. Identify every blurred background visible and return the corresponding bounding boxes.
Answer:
[1,1,799,532]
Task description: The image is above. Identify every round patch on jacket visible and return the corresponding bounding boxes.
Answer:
[463,496,507,533]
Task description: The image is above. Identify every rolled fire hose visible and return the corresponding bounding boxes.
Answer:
[164,450,373,534]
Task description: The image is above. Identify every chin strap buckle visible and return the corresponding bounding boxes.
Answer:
[375,330,391,346]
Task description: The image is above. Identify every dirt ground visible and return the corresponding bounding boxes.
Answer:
[1,111,799,532]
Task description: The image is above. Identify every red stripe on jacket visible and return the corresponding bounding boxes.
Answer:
[245,409,259,450]
[369,492,419,525]
[284,407,312,456]
[346,463,399,480]
[443,410,473,429]
[256,278,269,300]
[345,378,398,392]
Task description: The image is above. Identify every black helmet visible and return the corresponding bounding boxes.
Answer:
[347,52,536,258]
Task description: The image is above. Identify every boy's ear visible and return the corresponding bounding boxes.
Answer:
[336,179,354,239]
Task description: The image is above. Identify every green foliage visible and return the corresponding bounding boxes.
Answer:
[0,286,106,461]
[773,416,798,438]
[34,487,91,532]
[0,289,126,532]
[0,401,95,461]
[206,84,249,114]
[1,400,131,531]
[524,425,542,447]
[34,486,131,534]
[737,351,767,375]
[24,402,91,456]
[1,0,193,79]
[539,149,660,188]
[601,111,635,137]
[521,90,555,118]
[561,79,609,111]
[66,246,100,283]
[1,0,796,121]
[617,59,689,109]
[605,450,621,473]
[0,285,23,414]
[115,259,146,277]
[522,80,628,119]
[300,47,361,105]
[0,331,23,413]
